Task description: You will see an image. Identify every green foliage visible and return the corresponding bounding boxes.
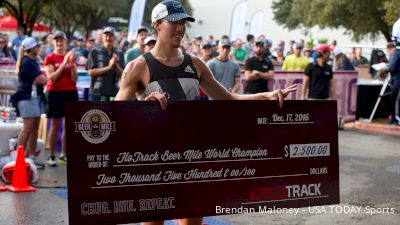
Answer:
[272,0,399,41]
[383,0,400,26]
[1,0,192,38]
[0,0,52,35]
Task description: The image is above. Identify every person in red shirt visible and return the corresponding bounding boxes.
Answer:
[44,31,78,166]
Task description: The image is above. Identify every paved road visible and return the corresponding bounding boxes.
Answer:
[0,130,399,225]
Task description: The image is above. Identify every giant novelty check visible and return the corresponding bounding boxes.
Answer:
[65,101,339,225]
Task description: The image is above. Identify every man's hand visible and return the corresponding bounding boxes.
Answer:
[108,53,118,69]
[264,84,298,108]
[144,92,168,110]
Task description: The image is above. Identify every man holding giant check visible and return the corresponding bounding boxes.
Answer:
[65,1,338,225]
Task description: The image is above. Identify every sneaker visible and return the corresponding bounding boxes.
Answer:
[32,156,45,169]
[47,156,57,167]
[58,155,67,164]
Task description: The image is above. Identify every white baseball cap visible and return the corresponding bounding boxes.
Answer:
[151,0,195,23]
[144,36,157,46]
[21,37,40,50]
[333,48,343,57]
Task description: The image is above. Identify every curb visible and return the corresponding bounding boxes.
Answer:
[344,121,400,136]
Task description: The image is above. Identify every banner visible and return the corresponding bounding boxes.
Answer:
[128,0,147,42]
[66,101,339,225]
[230,1,248,40]
[250,10,265,38]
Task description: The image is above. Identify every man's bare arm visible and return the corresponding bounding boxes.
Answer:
[300,75,310,100]
[115,60,140,101]
[258,70,275,80]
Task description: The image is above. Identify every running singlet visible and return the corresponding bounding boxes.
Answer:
[141,52,200,101]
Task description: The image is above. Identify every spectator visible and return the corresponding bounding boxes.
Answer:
[73,37,89,64]
[286,40,295,56]
[231,39,247,66]
[125,27,148,63]
[2,33,12,48]
[271,46,285,65]
[207,39,241,93]
[12,27,27,56]
[119,31,130,53]
[303,47,313,63]
[244,41,274,94]
[244,34,255,57]
[69,36,79,50]
[10,37,47,168]
[86,37,95,52]
[383,41,400,125]
[262,38,273,60]
[186,37,201,56]
[282,42,309,71]
[87,27,125,101]
[143,36,156,53]
[351,47,369,67]
[36,43,47,63]
[301,45,335,100]
[0,35,16,62]
[43,31,78,166]
[200,41,213,62]
[334,49,354,71]
[44,34,54,56]
[94,29,103,47]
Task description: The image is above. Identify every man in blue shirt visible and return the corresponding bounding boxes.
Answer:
[382,18,400,125]
[12,27,27,55]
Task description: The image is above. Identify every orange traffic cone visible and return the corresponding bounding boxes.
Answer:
[5,146,36,192]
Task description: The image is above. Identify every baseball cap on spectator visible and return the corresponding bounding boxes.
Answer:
[316,44,332,53]
[333,48,343,57]
[53,31,67,40]
[293,42,304,49]
[137,26,148,34]
[87,37,95,42]
[103,27,116,36]
[219,39,231,47]
[200,41,212,49]
[151,0,195,23]
[77,36,85,41]
[144,36,157,46]
[21,37,40,50]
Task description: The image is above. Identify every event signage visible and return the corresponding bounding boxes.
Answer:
[66,101,339,225]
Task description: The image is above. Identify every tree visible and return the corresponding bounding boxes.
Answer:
[272,0,399,41]
[383,0,400,27]
[40,0,130,39]
[0,0,51,35]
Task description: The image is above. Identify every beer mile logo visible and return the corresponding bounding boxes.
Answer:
[75,109,116,144]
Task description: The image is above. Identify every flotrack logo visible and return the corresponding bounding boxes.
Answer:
[75,109,116,144]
